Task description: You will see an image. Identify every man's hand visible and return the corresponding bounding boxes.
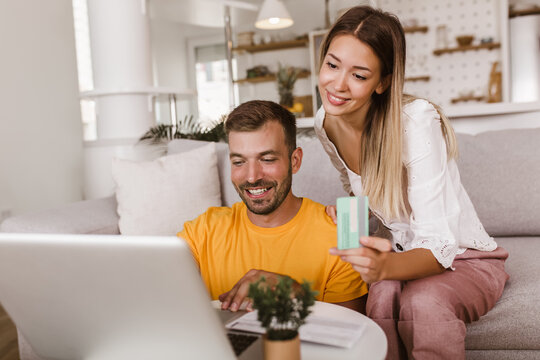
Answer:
[325,205,337,224]
[329,236,392,283]
[218,269,296,312]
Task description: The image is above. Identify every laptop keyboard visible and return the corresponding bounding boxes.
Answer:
[227,332,259,356]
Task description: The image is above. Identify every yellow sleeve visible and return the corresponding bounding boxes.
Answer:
[177,212,208,270]
[322,256,368,303]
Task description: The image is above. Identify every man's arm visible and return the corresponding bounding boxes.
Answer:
[333,294,367,314]
[219,269,298,312]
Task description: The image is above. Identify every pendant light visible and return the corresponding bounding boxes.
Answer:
[255,0,293,29]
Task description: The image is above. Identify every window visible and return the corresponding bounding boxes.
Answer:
[190,40,237,128]
[72,0,96,141]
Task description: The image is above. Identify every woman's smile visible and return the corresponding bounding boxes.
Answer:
[326,90,350,106]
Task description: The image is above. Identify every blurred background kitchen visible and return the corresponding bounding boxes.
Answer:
[1,0,540,220]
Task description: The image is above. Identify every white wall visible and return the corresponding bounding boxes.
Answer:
[151,20,190,89]
[0,0,83,216]
[451,108,540,134]
[150,19,223,122]
[151,20,225,89]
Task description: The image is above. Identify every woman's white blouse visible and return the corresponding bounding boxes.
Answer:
[314,99,497,268]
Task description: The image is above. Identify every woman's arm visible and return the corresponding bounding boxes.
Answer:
[384,248,445,280]
[330,236,444,283]
[401,100,460,269]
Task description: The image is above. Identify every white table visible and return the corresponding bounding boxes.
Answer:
[215,301,387,360]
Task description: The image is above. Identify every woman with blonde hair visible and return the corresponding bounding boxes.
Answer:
[315,6,508,359]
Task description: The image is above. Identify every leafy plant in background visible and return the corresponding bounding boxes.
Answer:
[276,63,302,108]
[139,115,226,144]
[248,276,317,341]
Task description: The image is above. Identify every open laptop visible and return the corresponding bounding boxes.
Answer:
[0,233,262,360]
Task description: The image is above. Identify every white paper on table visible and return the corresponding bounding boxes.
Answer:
[225,310,366,348]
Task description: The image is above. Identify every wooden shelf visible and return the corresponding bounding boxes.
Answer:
[404,25,428,34]
[433,42,501,56]
[451,95,485,104]
[405,75,430,82]
[509,7,540,18]
[234,70,311,85]
[234,74,276,84]
[233,39,309,53]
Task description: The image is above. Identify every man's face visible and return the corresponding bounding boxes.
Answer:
[228,121,295,215]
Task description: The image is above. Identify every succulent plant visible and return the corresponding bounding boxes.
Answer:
[248,276,317,341]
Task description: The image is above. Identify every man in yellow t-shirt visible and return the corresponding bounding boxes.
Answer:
[178,100,367,313]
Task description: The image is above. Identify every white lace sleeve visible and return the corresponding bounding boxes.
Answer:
[314,107,353,195]
[403,100,459,269]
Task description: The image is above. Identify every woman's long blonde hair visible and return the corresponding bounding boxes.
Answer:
[319,6,458,219]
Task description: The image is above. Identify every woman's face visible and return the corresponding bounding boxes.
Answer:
[318,34,387,119]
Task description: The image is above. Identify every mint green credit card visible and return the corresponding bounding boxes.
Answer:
[337,196,369,249]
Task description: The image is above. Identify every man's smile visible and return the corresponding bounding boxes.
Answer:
[246,187,271,198]
[239,181,276,201]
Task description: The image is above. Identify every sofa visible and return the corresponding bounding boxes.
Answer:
[2,127,540,359]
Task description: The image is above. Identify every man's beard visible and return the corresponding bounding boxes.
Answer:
[234,167,292,215]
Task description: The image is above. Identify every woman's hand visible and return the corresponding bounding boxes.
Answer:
[325,205,337,224]
[330,236,392,283]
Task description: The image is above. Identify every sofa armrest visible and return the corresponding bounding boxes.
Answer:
[0,196,119,235]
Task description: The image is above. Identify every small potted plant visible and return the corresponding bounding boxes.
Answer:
[248,276,317,360]
[276,63,302,109]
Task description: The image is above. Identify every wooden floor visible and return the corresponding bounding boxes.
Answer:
[0,304,18,360]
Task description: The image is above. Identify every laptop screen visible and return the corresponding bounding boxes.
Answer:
[0,233,237,360]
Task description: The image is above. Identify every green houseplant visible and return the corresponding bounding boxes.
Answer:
[138,115,226,144]
[248,276,316,360]
[276,63,302,109]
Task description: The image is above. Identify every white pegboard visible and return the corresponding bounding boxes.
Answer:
[378,0,503,107]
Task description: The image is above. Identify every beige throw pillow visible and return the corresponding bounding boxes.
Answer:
[112,142,221,235]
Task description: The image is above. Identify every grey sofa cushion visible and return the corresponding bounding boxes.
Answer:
[465,237,540,351]
[0,196,119,235]
[456,129,540,236]
[294,138,347,206]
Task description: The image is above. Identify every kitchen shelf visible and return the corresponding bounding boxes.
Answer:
[509,7,540,18]
[405,75,430,82]
[451,95,485,104]
[234,70,311,85]
[404,25,429,33]
[433,42,501,56]
[233,39,309,53]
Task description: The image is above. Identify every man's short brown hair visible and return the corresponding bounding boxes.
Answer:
[225,100,296,155]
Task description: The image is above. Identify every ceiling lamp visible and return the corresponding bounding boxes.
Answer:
[255,0,294,29]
